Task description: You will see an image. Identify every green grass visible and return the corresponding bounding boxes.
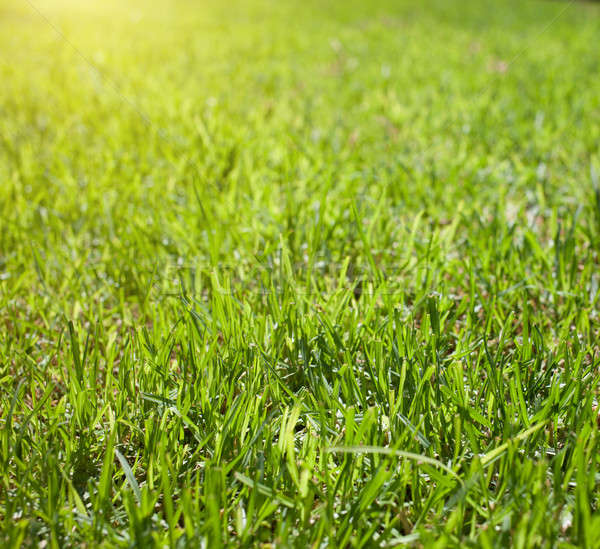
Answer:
[2,0,600,546]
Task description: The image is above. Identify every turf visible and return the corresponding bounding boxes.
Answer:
[2,0,600,546]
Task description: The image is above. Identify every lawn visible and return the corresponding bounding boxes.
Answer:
[2,0,600,546]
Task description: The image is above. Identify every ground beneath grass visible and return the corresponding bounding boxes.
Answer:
[2,0,600,546]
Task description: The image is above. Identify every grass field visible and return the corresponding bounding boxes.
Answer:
[2,0,600,546]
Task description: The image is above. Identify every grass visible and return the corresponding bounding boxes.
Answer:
[1,0,600,546]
